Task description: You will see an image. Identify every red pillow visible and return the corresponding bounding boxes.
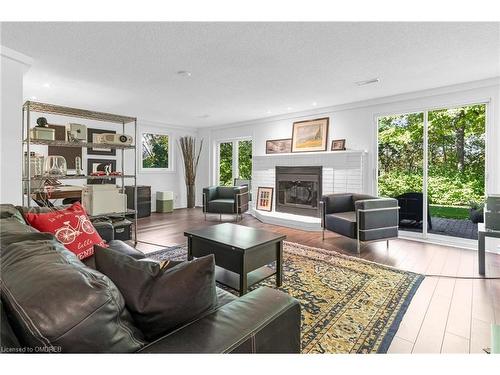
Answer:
[25,202,106,260]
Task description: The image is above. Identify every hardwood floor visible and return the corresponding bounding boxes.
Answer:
[135,208,500,354]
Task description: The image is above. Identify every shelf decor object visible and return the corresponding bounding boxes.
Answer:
[22,100,139,243]
[291,117,329,153]
[87,128,117,156]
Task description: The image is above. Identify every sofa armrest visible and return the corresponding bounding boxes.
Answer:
[138,287,301,353]
[354,197,398,211]
[234,186,249,214]
[202,187,218,212]
[355,198,399,233]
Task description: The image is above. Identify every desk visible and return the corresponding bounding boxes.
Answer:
[31,186,82,207]
[478,222,500,275]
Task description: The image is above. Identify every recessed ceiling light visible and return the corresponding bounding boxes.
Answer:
[312,102,317,106]
[287,107,292,111]
[42,82,51,88]
[355,78,380,86]
[177,70,192,77]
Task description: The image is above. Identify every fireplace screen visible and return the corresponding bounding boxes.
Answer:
[275,166,322,217]
[278,180,318,208]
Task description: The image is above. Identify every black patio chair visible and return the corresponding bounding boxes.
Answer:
[396,192,432,230]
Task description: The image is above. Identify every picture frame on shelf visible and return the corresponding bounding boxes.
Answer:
[331,139,346,151]
[291,117,329,153]
[266,138,292,154]
[87,158,116,185]
[87,128,116,156]
[256,187,274,212]
[47,124,82,169]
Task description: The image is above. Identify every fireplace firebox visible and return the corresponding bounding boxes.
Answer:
[275,166,322,217]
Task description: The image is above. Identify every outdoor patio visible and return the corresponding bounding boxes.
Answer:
[400,217,478,240]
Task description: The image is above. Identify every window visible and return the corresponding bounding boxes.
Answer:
[217,139,252,185]
[141,133,171,170]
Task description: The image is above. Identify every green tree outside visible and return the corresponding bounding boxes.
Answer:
[378,104,485,219]
[143,134,169,168]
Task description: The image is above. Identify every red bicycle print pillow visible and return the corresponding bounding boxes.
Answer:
[25,202,106,260]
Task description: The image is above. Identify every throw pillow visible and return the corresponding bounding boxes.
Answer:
[94,245,218,341]
[25,202,105,260]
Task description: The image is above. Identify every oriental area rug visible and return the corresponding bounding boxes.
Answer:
[147,241,424,353]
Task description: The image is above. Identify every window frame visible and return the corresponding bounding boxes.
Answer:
[139,131,174,173]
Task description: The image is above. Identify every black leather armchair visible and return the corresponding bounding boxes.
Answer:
[203,186,249,221]
[320,193,399,253]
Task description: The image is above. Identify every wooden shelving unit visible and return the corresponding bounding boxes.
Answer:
[22,101,139,242]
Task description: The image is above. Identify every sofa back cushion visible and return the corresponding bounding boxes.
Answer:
[0,234,145,353]
[94,246,218,341]
[322,194,353,214]
[217,186,236,199]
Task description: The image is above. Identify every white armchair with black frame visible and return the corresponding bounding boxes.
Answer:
[202,185,250,222]
[320,193,400,253]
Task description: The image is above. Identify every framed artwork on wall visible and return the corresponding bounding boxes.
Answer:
[331,139,346,151]
[291,117,329,153]
[266,138,292,154]
[256,187,274,212]
[87,128,116,156]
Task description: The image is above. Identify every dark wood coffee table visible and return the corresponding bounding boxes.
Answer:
[184,223,286,295]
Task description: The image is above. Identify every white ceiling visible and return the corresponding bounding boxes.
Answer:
[1,22,499,128]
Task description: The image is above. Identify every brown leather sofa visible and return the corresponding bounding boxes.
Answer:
[0,204,301,353]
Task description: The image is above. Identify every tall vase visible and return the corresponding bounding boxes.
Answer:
[186,184,195,208]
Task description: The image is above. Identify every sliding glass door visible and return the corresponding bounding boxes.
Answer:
[378,112,425,234]
[378,104,486,241]
[217,138,253,186]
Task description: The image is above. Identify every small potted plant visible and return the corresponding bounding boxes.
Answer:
[469,200,484,224]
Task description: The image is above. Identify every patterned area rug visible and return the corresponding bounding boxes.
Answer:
[147,241,424,353]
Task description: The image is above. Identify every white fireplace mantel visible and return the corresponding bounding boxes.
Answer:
[250,149,367,231]
[253,149,367,170]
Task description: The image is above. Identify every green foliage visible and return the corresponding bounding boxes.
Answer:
[378,105,485,209]
[219,140,253,185]
[238,140,252,180]
[219,142,233,186]
[429,205,469,220]
[142,134,169,168]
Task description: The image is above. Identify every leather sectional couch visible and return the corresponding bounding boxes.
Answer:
[0,204,301,353]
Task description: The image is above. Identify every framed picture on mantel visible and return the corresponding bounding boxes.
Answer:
[331,139,346,151]
[291,117,329,153]
[266,138,292,154]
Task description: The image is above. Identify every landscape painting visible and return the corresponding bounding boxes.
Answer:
[266,138,292,154]
[291,117,329,152]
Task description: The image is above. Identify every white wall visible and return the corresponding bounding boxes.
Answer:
[197,78,500,198]
[0,47,33,205]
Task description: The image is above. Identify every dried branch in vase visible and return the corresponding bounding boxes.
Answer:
[179,136,203,208]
